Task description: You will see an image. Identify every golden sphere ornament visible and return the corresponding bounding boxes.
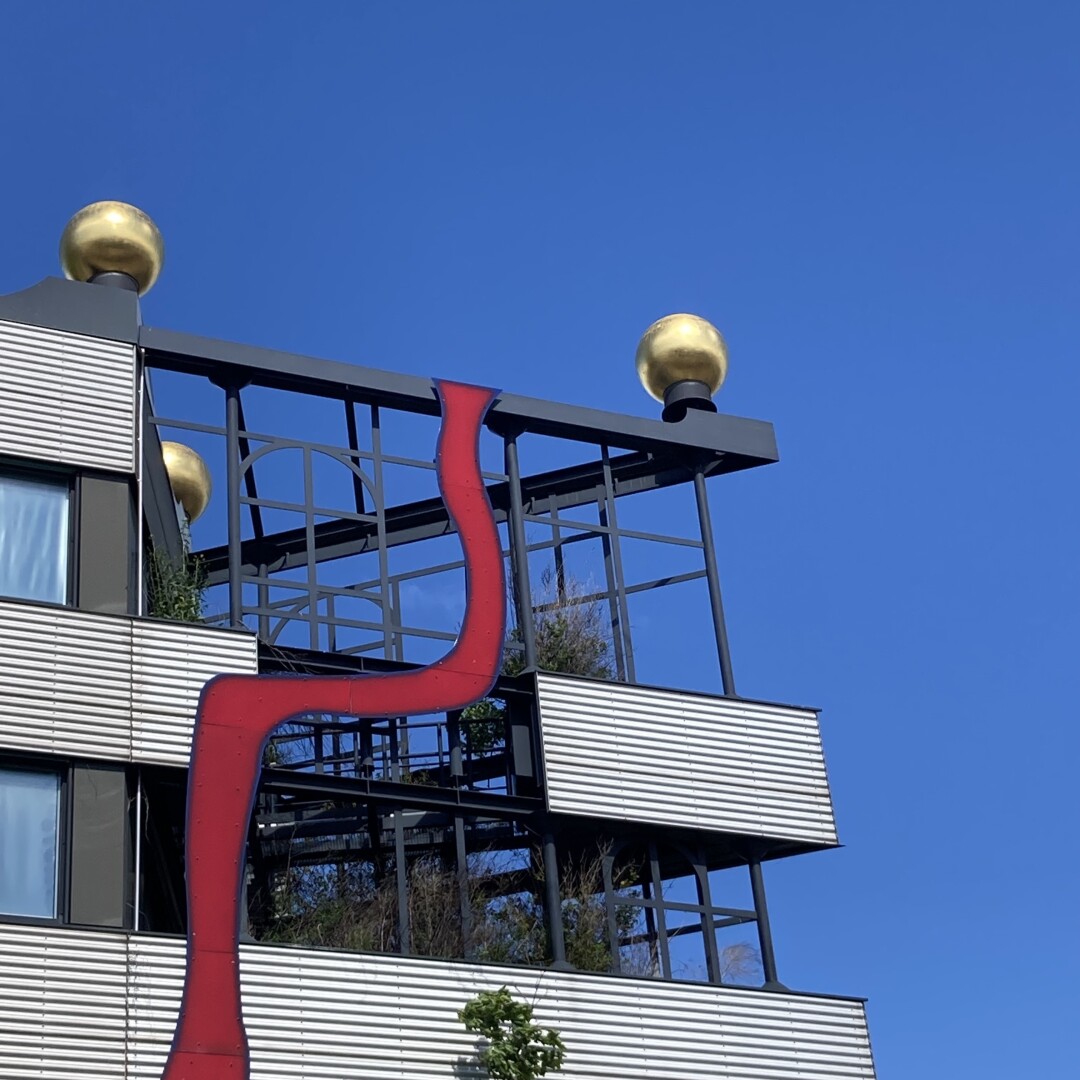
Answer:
[635,313,728,403]
[59,200,164,296]
[161,442,212,523]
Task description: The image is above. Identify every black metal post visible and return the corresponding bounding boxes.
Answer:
[597,493,629,681]
[648,842,671,979]
[371,404,394,660]
[693,463,736,696]
[454,813,472,957]
[748,859,782,988]
[504,432,537,670]
[542,830,568,966]
[343,399,366,515]
[394,810,410,955]
[224,384,244,628]
[601,446,635,683]
[601,852,621,974]
[693,851,722,984]
[257,562,269,641]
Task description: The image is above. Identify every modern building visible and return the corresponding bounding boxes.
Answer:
[0,202,876,1078]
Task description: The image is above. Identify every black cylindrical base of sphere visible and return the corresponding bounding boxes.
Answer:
[662,380,717,422]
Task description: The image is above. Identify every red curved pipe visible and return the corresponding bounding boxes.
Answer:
[161,380,504,1080]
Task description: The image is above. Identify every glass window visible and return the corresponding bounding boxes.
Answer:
[0,767,61,918]
[0,473,70,603]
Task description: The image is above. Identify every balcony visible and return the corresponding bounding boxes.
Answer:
[536,672,838,850]
[0,922,876,1080]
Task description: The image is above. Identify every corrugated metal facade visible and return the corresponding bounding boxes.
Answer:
[0,601,256,766]
[0,923,874,1079]
[537,673,839,845]
[131,619,258,766]
[0,319,136,473]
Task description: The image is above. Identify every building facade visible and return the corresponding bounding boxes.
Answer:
[0,209,876,1078]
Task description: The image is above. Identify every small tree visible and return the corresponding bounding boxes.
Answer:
[459,987,565,1080]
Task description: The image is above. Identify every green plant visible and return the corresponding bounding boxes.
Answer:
[470,845,647,975]
[262,856,467,957]
[458,987,566,1080]
[504,567,613,680]
[146,547,207,622]
[463,569,614,752]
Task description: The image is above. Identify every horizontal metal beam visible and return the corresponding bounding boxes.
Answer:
[141,324,779,462]
[258,767,543,819]
[197,450,691,579]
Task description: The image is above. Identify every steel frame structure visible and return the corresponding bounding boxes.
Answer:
[145,329,776,692]
[134,325,788,993]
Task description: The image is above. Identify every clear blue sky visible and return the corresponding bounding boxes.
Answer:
[2,3,1078,1076]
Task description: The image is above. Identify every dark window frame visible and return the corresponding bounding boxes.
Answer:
[0,458,78,608]
[0,753,70,925]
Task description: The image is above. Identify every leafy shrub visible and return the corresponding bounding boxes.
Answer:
[459,987,565,1080]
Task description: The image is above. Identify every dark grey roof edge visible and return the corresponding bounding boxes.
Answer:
[0,277,140,344]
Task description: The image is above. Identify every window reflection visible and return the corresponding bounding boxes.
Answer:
[0,767,61,918]
[0,474,69,603]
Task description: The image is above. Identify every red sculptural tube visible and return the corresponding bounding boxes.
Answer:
[160,380,505,1080]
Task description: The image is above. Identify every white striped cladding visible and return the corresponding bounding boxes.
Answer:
[0,601,256,766]
[0,923,876,1079]
[0,319,136,473]
[537,673,839,845]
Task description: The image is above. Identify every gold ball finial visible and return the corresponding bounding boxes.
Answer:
[161,442,212,523]
[635,313,728,403]
[59,200,164,296]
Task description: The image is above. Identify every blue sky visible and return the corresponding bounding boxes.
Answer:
[2,3,1078,1075]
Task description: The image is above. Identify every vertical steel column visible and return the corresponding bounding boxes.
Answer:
[448,713,464,786]
[224,384,244,628]
[454,814,472,957]
[748,859,781,987]
[257,562,269,640]
[343,399,367,514]
[600,446,635,683]
[693,464,736,696]
[647,842,671,978]
[371,405,394,660]
[395,809,410,954]
[693,849,722,983]
[596,475,629,682]
[303,446,319,650]
[601,853,621,973]
[504,432,537,669]
[549,502,567,600]
[542,830,567,966]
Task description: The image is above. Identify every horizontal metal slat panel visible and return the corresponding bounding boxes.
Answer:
[0,602,257,765]
[0,926,874,1078]
[123,937,875,1079]
[0,320,136,473]
[0,601,132,760]
[132,620,258,765]
[0,924,128,1079]
[537,673,839,845]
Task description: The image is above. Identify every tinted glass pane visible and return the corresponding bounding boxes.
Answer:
[0,767,60,917]
[0,475,69,603]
